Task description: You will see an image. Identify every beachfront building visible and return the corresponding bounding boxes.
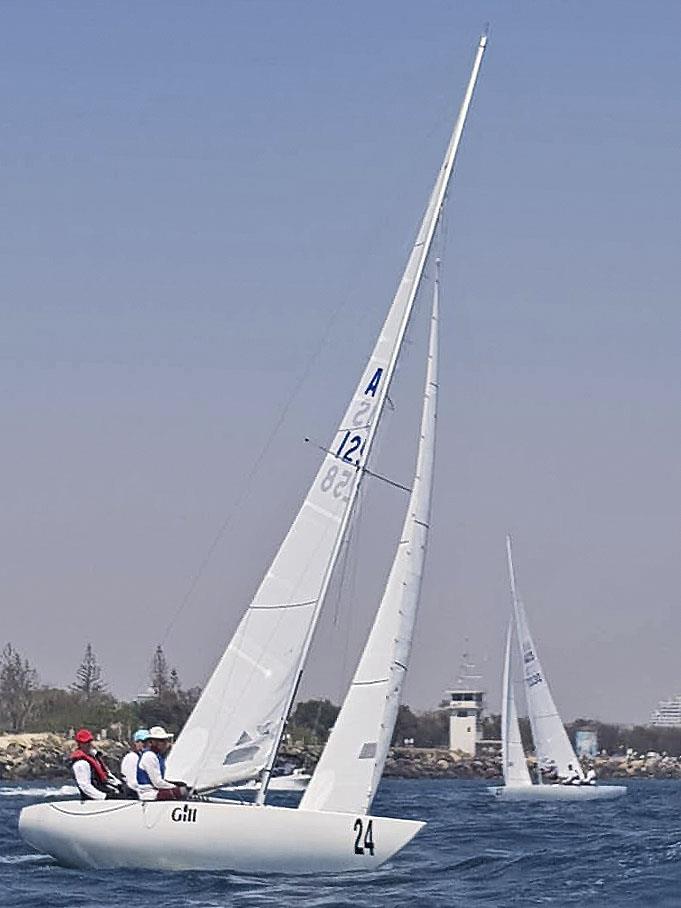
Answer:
[650,694,681,728]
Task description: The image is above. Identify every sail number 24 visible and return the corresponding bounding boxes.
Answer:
[353,818,375,856]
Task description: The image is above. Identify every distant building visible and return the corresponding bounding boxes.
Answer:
[650,695,681,727]
[575,729,598,758]
[446,688,485,756]
[445,648,485,757]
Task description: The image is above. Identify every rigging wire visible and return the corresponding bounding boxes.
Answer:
[137,83,465,696]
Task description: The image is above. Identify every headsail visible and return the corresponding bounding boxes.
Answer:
[506,536,582,780]
[301,259,440,815]
[501,620,532,787]
[166,33,488,794]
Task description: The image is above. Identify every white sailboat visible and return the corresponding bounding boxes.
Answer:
[497,621,533,792]
[19,33,488,872]
[489,537,626,801]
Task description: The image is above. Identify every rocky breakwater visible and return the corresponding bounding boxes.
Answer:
[279,743,503,779]
[0,733,126,781]
[281,742,681,781]
[4,734,681,782]
[589,751,681,780]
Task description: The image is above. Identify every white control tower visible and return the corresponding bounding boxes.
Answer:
[445,648,485,757]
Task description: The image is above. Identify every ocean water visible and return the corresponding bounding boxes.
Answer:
[1,778,679,907]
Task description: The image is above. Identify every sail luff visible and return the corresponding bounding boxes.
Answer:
[301,257,440,815]
[501,619,532,787]
[166,34,486,796]
[501,620,512,779]
[507,536,583,780]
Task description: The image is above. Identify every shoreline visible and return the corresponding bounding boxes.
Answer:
[2,734,681,782]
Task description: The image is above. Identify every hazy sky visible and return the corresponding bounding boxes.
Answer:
[2,1,680,725]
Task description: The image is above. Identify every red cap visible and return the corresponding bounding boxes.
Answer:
[75,728,94,745]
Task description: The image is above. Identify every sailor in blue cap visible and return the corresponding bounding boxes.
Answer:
[120,728,150,798]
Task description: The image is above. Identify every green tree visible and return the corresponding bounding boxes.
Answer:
[289,698,339,743]
[392,704,419,745]
[70,643,106,699]
[0,643,39,732]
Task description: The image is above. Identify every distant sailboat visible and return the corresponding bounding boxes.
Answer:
[489,537,626,801]
[499,621,532,791]
[19,33,488,871]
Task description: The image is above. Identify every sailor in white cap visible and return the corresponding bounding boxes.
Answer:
[136,726,187,801]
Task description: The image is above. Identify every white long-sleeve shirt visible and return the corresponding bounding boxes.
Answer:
[137,749,176,801]
[120,751,140,792]
[72,759,107,800]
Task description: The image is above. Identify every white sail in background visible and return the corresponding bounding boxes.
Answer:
[302,260,440,815]
[506,536,582,780]
[501,620,532,788]
[167,35,488,794]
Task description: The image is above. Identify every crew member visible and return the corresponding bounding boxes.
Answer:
[136,726,188,801]
[584,768,597,786]
[70,728,122,800]
[561,763,580,785]
[120,728,150,798]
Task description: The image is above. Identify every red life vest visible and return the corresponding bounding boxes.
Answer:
[70,748,109,784]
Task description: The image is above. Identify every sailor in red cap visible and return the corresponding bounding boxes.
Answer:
[70,729,122,800]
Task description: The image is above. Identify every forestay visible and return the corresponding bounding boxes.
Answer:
[501,621,532,788]
[301,263,440,815]
[167,34,488,794]
[506,537,582,781]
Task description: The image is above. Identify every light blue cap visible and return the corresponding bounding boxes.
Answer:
[133,728,151,743]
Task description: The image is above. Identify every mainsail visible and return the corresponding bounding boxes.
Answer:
[301,260,440,815]
[501,620,532,788]
[506,536,583,780]
[167,33,488,794]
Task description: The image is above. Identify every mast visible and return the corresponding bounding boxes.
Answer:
[506,534,519,609]
[255,33,487,804]
[166,32,487,800]
[255,34,488,804]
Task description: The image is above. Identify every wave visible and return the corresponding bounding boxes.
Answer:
[0,853,53,865]
[0,785,78,798]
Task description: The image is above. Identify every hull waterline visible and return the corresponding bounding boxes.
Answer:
[487,783,627,801]
[19,799,424,873]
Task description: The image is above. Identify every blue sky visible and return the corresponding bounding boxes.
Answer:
[2,1,680,723]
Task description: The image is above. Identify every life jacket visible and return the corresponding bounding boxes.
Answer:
[136,750,166,787]
[70,748,110,794]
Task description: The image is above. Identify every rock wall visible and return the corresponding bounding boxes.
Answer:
[0,733,126,781]
[2,733,680,782]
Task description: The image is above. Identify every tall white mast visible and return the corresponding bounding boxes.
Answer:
[506,534,519,608]
[167,32,487,800]
[255,32,488,804]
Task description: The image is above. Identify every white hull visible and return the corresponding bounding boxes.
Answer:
[19,799,423,873]
[488,783,627,801]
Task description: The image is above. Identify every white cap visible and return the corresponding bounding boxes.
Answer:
[147,725,174,741]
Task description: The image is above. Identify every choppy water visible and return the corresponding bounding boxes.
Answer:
[1,778,680,907]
